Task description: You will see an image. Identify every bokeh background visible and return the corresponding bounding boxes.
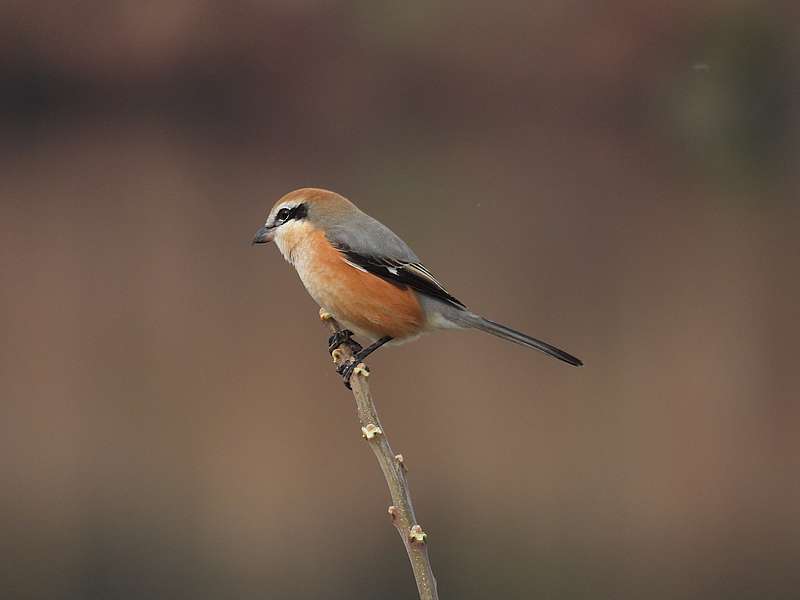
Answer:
[2,2,799,599]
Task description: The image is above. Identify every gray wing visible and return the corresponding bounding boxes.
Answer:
[325,213,420,262]
[325,214,467,310]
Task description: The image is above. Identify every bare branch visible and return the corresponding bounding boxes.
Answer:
[320,309,439,600]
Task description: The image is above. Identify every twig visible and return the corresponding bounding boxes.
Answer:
[320,309,439,600]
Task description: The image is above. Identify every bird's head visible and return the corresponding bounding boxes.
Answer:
[252,188,357,259]
[252,188,356,244]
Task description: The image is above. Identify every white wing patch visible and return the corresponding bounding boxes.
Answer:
[402,262,448,291]
[343,258,368,273]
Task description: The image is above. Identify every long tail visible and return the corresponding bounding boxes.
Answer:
[456,313,583,367]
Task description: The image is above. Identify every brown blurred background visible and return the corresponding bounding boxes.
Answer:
[1,2,799,599]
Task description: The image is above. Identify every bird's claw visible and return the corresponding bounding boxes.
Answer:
[328,330,362,355]
[337,359,369,389]
[337,359,356,389]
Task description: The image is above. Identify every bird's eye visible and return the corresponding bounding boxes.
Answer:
[275,207,291,223]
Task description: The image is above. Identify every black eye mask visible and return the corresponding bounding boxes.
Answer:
[274,203,308,226]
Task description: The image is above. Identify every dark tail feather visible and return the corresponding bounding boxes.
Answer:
[464,315,583,367]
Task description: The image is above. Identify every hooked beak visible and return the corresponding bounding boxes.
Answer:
[251,225,274,245]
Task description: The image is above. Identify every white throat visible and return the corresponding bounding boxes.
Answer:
[273,220,314,265]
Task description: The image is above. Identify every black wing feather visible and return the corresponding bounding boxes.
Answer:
[339,249,467,309]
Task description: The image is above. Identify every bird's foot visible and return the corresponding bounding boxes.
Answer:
[337,359,370,389]
[328,330,362,355]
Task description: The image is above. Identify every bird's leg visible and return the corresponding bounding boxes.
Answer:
[338,336,393,389]
[328,329,362,354]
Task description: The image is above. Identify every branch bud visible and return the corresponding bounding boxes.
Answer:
[395,454,408,473]
[361,423,383,440]
[409,525,428,545]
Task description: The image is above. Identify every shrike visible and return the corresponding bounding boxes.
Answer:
[253,188,582,387]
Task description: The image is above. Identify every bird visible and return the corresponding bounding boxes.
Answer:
[252,188,582,387]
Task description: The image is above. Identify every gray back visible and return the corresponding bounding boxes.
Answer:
[322,209,420,262]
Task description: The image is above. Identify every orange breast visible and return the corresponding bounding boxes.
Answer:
[303,230,424,340]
